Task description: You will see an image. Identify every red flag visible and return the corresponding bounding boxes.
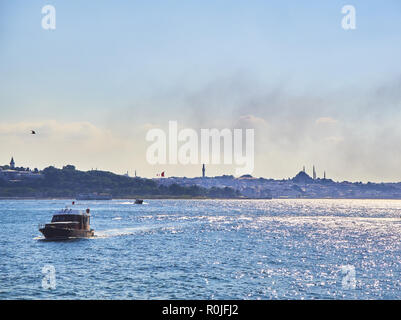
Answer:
[161,171,165,177]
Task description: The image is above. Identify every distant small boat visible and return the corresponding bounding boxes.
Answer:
[134,199,143,204]
[76,193,112,200]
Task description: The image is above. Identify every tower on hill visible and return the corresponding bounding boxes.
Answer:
[10,157,15,169]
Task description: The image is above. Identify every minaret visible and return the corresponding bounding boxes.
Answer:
[202,164,205,178]
[313,165,316,180]
[10,157,15,169]
[303,166,305,173]
[324,171,326,179]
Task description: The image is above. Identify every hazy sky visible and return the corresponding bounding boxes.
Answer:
[1,0,401,181]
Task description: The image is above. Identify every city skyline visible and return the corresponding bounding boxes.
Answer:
[0,155,385,184]
[1,1,401,182]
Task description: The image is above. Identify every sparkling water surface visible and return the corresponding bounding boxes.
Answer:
[0,199,400,299]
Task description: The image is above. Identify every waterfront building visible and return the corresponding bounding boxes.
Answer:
[0,157,43,181]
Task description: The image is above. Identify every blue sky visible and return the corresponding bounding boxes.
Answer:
[1,1,401,181]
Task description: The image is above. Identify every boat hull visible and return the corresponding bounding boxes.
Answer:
[39,227,94,240]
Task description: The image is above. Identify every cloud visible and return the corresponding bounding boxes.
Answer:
[3,73,401,181]
[234,114,268,129]
[0,120,103,138]
[315,117,338,125]
[133,72,401,181]
[324,136,344,143]
[0,120,139,172]
[139,122,162,132]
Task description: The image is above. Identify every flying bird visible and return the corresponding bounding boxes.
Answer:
[31,130,36,134]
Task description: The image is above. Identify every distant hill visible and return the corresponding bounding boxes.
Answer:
[0,166,241,199]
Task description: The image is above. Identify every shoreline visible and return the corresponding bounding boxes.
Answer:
[1,197,401,201]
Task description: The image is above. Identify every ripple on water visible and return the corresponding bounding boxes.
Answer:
[0,199,400,299]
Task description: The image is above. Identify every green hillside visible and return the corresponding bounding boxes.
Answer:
[0,166,240,199]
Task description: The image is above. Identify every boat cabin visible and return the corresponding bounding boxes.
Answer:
[49,209,91,230]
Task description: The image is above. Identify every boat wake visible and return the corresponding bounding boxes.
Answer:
[93,224,182,238]
[117,201,149,205]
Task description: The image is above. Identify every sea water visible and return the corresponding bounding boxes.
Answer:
[0,199,400,299]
